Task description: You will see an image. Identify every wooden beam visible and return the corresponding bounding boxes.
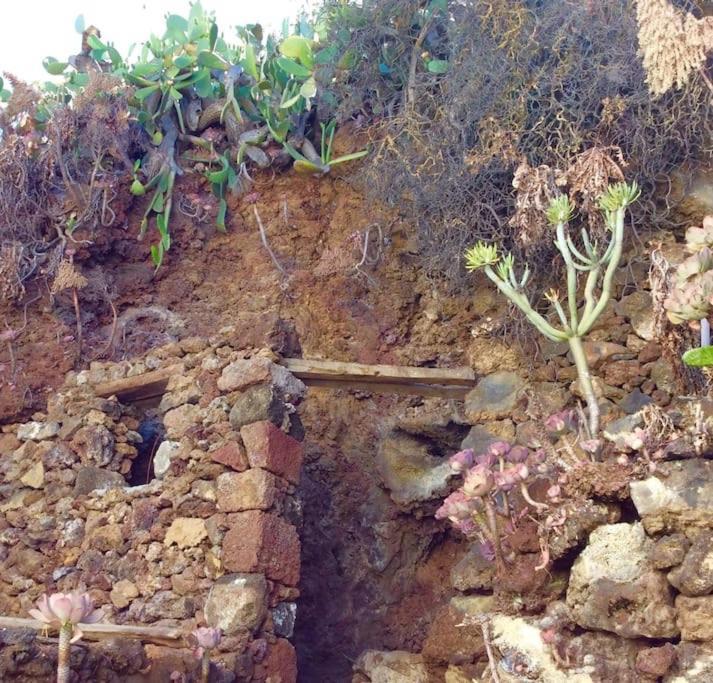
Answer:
[0,617,185,648]
[306,378,471,399]
[93,359,475,404]
[94,365,182,403]
[281,358,475,387]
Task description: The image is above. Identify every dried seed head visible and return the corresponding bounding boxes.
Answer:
[51,260,88,294]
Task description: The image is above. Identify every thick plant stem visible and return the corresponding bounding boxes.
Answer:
[569,335,599,436]
[483,499,507,574]
[201,652,210,683]
[57,623,72,683]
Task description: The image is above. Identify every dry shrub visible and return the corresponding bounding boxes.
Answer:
[635,0,713,96]
[327,0,713,285]
[0,72,145,304]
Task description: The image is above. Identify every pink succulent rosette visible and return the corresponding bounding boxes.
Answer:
[29,592,102,641]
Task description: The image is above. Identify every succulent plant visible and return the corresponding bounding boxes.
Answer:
[436,441,550,574]
[684,216,713,253]
[29,592,102,683]
[664,216,713,364]
[465,182,639,436]
[189,626,222,683]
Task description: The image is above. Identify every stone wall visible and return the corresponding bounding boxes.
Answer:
[356,255,713,682]
[0,329,305,682]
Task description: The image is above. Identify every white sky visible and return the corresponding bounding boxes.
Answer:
[1,0,314,83]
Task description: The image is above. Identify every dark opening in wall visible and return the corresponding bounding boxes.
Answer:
[127,411,164,486]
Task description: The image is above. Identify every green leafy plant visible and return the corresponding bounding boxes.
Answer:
[465,182,640,436]
[32,4,342,268]
[284,119,368,175]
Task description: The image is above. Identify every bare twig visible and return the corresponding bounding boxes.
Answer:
[477,616,501,683]
[253,205,286,276]
[1,294,40,379]
[404,14,434,110]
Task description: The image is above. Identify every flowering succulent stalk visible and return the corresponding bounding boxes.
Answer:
[190,627,222,683]
[465,182,639,435]
[29,592,102,683]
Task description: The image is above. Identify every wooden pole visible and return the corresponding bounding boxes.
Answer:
[0,617,186,648]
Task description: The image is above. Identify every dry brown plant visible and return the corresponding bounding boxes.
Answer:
[635,0,713,96]
[509,159,559,246]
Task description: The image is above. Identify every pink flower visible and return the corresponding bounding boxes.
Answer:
[478,540,496,562]
[452,517,478,536]
[462,465,494,497]
[528,449,547,465]
[435,491,474,521]
[475,452,496,467]
[506,445,529,463]
[190,626,222,659]
[488,441,511,458]
[448,449,474,473]
[29,592,102,641]
[493,471,513,491]
[580,439,601,454]
[192,627,222,649]
[545,410,577,435]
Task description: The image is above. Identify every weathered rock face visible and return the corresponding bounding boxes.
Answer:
[667,531,713,596]
[222,510,301,586]
[676,595,713,640]
[664,642,713,682]
[630,460,713,535]
[422,596,491,665]
[450,543,495,592]
[615,291,655,341]
[490,614,593,683]
[464,371,525,422]
[376,431,452,506]
[152,439,181,479]
[352,650,430,683]
[566,523,678,638]
[229,384,287,431]
[204,573,268,634]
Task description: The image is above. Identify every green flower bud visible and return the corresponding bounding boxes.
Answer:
[465,243,499,271]
[546,195,574,225]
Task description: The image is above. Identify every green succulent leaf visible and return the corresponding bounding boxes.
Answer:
[682,345,713,367]
[279,35,314,69]
[135,84,160,101]
[299,76,317,100]
[151,242,164,268]
[329,149,369,166]
[87,35,107,51]
[43,58,69,76]
[294,159,327,175]
[197,51,228,70]
[427,59,449,74]
[216,198,227,231]
[130,179,146,196]
[244,42,259,80]
[276,56,311,79]
[598,181,640,212]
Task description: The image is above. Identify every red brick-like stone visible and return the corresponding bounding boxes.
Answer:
[222,511,300,586]
[216,469,280,512]
[217,358,272,392]
[240,421,303,484]
[256,638,297,683]
[210,440,249,472]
